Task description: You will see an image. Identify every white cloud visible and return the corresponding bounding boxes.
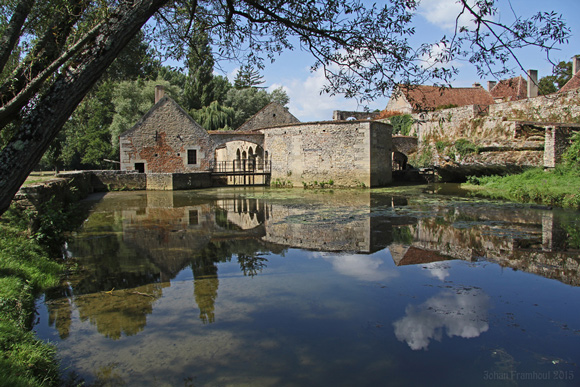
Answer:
[270,66,383,122]
[393,290,490,350]
[418,0,477,31]
[424,262,450,281]
[313,252,397,282]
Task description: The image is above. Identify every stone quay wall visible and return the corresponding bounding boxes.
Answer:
[146,172,212,190]
[407,88,580,170]
[14,172,94,214]
[12,170,212,215]
[414,88,580,144]
[263,120,392,187]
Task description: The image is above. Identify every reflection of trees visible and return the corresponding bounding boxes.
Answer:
[238,254,268,277]
[194,277,218,324]
[46,283,165,340]
[191,246,220,324]
[75,283,165,340]
[65,211,163,295]
[189,239,273,323]
[45,287,72,339]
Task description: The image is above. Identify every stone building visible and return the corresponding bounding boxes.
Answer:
[489,76,528,102]
[263,120,392,187]
[119,95,213,174]
[120,87,394,188]
[488,70,539,102]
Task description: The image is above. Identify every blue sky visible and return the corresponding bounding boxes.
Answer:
[214,0,580,122]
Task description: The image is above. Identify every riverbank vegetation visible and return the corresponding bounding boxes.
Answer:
[464,166,580,209]
[464,132,580,209]
[0,207,65,386]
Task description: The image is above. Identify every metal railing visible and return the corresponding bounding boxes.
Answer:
[214,160,271,174]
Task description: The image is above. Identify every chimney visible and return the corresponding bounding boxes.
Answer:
[487,81,497,91]
[527,69,538,98]
[572,55,580,75]
[472,82,482,88]
[155,85,165,104]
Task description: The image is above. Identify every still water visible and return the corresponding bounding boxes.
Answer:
[35,186,580,386]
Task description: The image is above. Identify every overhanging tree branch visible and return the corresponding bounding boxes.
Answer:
[0,0,35,74]
[0,22,103,125]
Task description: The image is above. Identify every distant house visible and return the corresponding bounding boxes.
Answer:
[236,102,300,131]
[559,56,580,94]
[489,76,528,102]
[559,73,580,93]
[385,84,494,114]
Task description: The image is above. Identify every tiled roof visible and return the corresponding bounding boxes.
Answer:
[490,76,527,101]
[558,71,580,93]
[398,85,494,111]
[396,246,451,266]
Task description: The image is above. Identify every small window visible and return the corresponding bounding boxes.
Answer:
[189,210,199,225]
[187,149,197,165]
[135,163,145,173]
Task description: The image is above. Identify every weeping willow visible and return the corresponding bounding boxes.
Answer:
[191,101,235,131]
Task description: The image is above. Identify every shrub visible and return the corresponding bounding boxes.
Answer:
[454,139,479,157]
[563,131,580,167]
[389,114,414,136]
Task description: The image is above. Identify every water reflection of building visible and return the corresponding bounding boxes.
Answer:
[263,192,414,253]
[389,206,580,286]
[46,190,580,340]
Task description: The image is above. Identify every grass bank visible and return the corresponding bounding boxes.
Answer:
[0,208,64,386]
[463,166,580,209]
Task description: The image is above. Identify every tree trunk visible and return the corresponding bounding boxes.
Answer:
[0,0,169,215]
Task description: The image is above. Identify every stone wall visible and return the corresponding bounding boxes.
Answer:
[146,173,213,190]
[91,170,146,191]
[392,136,418,154]
[12,171,213,215]
[408,88,580,171]
[413,88,580,145]
[13,172,93,213]
[119,97,213,173]
[544,127,575,168]
[263,120,392,187]
[488,88,580,121]
[332,110,382,120]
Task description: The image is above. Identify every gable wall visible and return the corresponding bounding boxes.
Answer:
[237,103,300,131]
[120,100,214,173]
[385,94,413,114]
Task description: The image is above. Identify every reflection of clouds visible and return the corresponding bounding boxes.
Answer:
[393,290,490,350]
[424,262,450,281]
[313,252,396,282]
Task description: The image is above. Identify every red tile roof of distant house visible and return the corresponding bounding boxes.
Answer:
[398,84,494,112]
[396,246,452,266]
[558,71,580,93]
[490,76,527,101]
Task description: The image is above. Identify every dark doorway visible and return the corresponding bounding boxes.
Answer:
[135,163,145,173]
